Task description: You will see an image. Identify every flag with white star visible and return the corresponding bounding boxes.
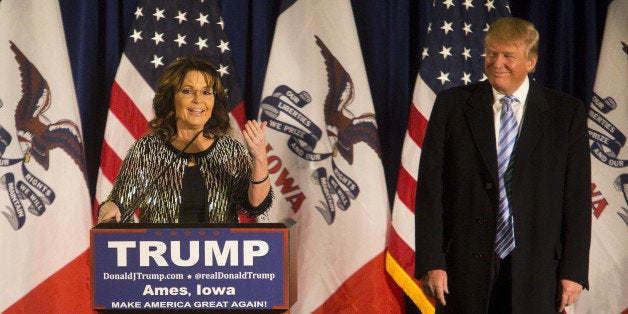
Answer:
[95,0,247,219]
[123,0,242,108]
[420,0,509,92]
[385,0,510,312]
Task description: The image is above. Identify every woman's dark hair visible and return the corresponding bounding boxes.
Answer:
[148,56,231,140]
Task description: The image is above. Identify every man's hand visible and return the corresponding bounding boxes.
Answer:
[422,269,449,306]
[557,279,583,312]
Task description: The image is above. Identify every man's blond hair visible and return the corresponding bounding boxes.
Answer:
[485,17,539,58]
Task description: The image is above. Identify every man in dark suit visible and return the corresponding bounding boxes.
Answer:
[414,17,591,313]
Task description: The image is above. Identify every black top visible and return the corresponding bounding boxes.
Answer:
[170,141,213,223]
[179,164,207,222]
[177,140,213,223]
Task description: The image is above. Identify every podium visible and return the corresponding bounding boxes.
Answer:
[91,219,296,312]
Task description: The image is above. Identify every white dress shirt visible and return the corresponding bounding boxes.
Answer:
[492,76,530,147]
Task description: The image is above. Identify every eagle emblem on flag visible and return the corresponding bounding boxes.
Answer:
[0,41,86,230]
[316,35,381,164]
[260,36,381,224]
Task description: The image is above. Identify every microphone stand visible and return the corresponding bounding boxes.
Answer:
[119,128,205,223]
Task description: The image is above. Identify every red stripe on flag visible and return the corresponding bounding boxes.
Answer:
[387,227,417,272]
[230,101,247,130]
[99,141,123,184]
[3,250,91,314]
[407,102,429,149]
[386,229,436,313]
[313,252,404,313]
[396,166,418,213]
[109,82,148,139]
[230,100,258,224]
[386,102,432,312]
[92,198,101,223]
[93,141,124,219]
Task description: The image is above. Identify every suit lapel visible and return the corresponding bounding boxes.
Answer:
[465,80,551,185]
[466,82,499,184]
[513,81,551,173]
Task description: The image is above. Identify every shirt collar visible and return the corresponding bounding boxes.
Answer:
[491,76,530,106]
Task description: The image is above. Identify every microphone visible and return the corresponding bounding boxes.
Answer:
[118,123,213,223]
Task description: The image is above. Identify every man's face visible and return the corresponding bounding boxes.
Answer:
[484,39,537,95]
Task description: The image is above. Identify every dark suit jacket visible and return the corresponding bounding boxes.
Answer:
[414,79,591,314]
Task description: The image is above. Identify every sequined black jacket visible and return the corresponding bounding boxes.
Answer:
[104,134,272,223]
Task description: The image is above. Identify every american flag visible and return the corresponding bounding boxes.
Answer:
[94,0,247,218]
[385,1,510,312]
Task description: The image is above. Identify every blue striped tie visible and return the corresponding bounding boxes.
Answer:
[495,95,518,259]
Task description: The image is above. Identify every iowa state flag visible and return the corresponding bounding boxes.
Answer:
[0,0,92,312]
[575,0,628,313]
[259,0,403,312]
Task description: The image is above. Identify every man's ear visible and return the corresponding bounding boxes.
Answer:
[527,56,538,72]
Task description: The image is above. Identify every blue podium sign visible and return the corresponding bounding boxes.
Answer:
[91,220,296,311]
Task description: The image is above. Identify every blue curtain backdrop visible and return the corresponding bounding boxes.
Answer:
[59,0,612,312]
[60,0,612,218]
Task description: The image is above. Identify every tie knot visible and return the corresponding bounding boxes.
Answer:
[500,95,517,112]
[500,95,516,106]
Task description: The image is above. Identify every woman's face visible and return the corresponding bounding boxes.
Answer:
[174,70,215,132]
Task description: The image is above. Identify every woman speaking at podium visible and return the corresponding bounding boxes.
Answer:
[97,56,272,224]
